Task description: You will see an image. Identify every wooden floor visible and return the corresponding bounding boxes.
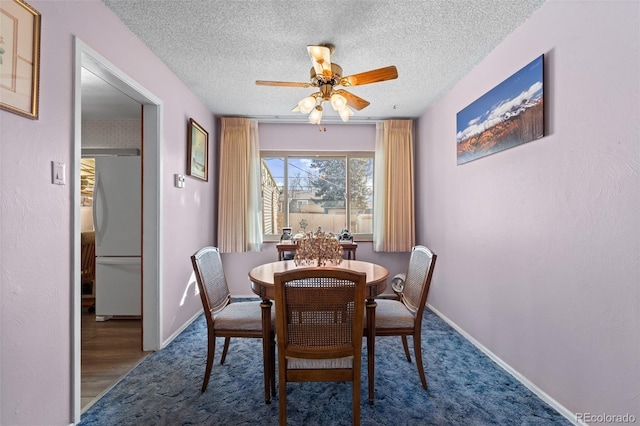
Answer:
[81,310,151,411]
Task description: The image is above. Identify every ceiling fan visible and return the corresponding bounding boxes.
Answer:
[256,44,398,124]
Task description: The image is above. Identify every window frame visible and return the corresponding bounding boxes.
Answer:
[261,150,374,242]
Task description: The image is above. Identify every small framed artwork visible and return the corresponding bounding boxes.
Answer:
[0,0,41,119]
[456,54,544,165]
[187,118,208,181]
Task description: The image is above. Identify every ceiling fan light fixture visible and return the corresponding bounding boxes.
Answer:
[309,105,323,124]
[307,45,332,77]
[338,105,354,122]
[298,95,317,114]
[330,93,347,111]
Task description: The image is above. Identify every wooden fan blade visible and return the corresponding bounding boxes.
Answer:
[339,65,398,87]
[256,80,312,88]
[334,89,370,111]
[307,45,332,78]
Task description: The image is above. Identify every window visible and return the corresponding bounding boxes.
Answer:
[261,152,374,240]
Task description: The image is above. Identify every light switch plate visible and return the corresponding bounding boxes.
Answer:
[52,161,65,185]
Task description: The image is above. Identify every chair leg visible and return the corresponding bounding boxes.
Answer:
[278,368,287,426]
[353,375,361,426]
[413,332,428,390]
[202,332,216,392]
[220,337,231,365]
[270,334,276,396]
[401,336,412,362]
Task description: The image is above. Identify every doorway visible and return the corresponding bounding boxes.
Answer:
[73,38,163,423]
[80,153,144,410]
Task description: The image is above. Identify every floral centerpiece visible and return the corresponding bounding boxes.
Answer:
[294,230,344,267]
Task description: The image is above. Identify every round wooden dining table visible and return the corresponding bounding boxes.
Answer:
[249,259,389,405]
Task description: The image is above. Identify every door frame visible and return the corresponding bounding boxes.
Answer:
[72,37,163,422]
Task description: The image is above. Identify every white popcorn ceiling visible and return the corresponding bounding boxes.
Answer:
[95,0,545,122]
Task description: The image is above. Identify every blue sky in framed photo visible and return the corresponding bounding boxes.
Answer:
[456,55,543,143]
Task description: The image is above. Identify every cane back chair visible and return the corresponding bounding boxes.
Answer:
[274,267,366,426]
[191,246,275,396]
[374,245,437,389]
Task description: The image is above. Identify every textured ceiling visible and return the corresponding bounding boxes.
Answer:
[89,0,545,122]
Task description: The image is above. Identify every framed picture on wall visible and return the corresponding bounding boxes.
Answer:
[456,54,544,165]
[187,118,208,181]
[0,0,41,119]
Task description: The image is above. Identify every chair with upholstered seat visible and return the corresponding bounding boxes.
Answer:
[274,267,366,426]
[191,246,275,395]
[374,245,437,390]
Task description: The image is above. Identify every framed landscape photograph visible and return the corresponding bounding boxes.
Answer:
[456,54,544,165]
[187,118,208,181]
[0,0,41,119]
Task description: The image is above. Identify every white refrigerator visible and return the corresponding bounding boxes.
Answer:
[93,156,142,320]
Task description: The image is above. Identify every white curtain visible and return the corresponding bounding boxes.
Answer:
[247,120,263,251]
[217,117,263,252]
[373,119,415,252]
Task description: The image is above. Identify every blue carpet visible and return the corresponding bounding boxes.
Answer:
[79,307,571,425]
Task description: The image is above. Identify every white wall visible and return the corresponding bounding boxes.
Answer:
[82,118,142,149]
[0,1,215,424]
[416,0,639,419]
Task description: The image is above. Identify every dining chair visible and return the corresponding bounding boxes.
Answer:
[190,246,275,394]
[373,245,437,390]
[274,267,366,426]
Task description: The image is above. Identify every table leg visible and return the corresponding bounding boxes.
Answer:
[260,298,273,404]
[366,297,377,405]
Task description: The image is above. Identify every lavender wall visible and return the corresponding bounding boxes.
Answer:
[3,0,636,424]
[416,0,639,419]
[0,2,215,424]
[259,122,376,151]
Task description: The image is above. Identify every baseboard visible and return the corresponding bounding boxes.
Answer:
[426,303,581,426]
[161,310,203,349]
